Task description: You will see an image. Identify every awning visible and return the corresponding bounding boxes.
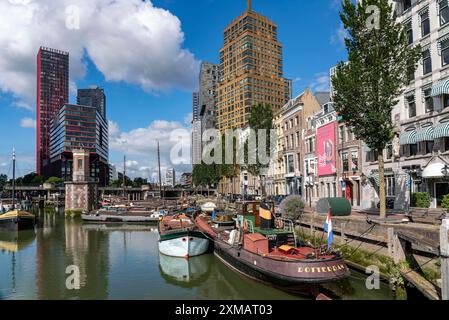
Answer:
[399,130,417,145]
[422,163,446,178]
[431,79,449,97]
[415,126,434,142]
[434,121,449,139]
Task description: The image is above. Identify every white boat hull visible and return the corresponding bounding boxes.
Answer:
[158,235,209,258]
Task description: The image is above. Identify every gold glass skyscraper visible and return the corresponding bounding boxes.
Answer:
[216,0,291,132]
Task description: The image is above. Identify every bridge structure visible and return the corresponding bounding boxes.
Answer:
[2,185,217,201]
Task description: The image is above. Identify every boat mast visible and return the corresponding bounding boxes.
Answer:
[12,147,16,209]
[123,155,126,202]
[157,141,162,199]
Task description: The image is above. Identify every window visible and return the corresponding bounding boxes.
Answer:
[410,144,418,156]
[295,116,298,127]
[342,153,349,172]
[423,87,434,113]
[441,38,449,66]
[351,151,359,171]
[406,20,413,45]
[444,137,449,152]
[444,94,449,109]
[421,10,430,37]
[77,159,83,170]
[440,0,449,26]
[422,49,432,75]
[295,132,300,148]
[407,95,416,118]
[290,119,293,129]
[339,126,345,144]
[386,176,395,197]
[288,155,294,174]
[346,126,351,143]
[403,0,412,12]
[366,150,379,162]
[424,140,434,154]
[290,134,294,148]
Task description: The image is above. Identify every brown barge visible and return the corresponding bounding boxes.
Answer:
[195,201,349,291]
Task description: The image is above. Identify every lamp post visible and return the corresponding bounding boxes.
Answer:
[306,172,315,209]
[404,167,423,214]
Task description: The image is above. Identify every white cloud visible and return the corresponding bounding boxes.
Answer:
[184,112,193,125]
[20,117,36,129]
[109,118,192,179]
[0,0,197,107]
[0,152,35,176]
[309,72,330,92]
[13,100,33,111]
[330,23,347,47]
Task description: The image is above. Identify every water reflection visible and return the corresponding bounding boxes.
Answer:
[159,254,212,287]
[0,207,395,300]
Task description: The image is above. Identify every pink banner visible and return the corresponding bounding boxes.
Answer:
[317,122,337,176]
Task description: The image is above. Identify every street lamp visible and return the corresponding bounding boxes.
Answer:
[306,172,315,209]
[404,167,423,214]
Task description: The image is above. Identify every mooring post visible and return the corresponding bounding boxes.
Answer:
[440,218,449,300]
[341,222,347,243]
[393,232,406,265]
[387,227,394,258]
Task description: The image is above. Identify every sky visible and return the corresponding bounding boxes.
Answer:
[0,0,348,181]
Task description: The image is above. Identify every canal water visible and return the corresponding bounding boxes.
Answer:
[0,208,394,300]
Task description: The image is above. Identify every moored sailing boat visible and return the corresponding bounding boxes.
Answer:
[158,214,209,258]
[0,149,36,231]
[195,201,349,292]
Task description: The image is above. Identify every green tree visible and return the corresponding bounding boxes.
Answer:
[192,162,220,192]
[31,175,45,185]
[109,179,121,187]
[45,177,64,185]
[219,132,239,195]
[244,103,274,196]
[133,177,147,187]
[0,174,7,190]
[331,0,421,218]
[21,172,38,185]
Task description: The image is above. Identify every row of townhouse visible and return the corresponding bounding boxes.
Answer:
[267,76,365,208]
[361,0,449,210]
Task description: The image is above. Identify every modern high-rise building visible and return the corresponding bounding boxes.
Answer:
[165,168,176,187]
[216,0,291,132]
[48,104,109,186]
[199,62,219,134]
[36,47,69,177]
[77,86,106,118]
[192,92,202,165]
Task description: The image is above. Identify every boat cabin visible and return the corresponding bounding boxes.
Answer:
[237,202,296,252]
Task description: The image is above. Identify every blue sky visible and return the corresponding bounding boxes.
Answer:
[0,0,347,180]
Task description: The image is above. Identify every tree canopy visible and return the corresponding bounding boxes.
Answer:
[332,0,421,151]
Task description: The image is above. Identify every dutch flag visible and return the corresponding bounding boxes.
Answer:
[324,210,334,249]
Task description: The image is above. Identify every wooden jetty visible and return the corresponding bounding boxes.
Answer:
[296,211,449,300]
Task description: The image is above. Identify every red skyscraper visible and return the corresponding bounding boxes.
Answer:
[36,47,69,176]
